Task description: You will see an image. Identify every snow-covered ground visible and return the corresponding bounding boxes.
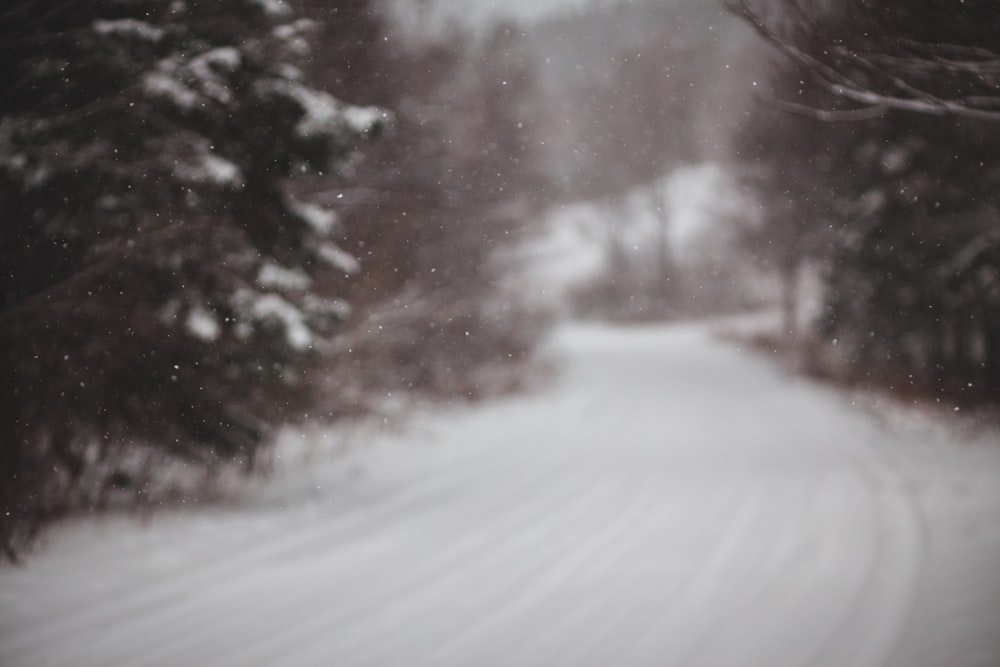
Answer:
[3,318,1000,666]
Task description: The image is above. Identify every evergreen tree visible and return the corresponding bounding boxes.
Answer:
[0,0,384,556]
[730,0,1000,402]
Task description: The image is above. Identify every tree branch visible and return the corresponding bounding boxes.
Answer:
[723,0,1000,122]
[771,97,888,122]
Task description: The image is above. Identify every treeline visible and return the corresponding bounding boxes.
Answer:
[299,4,552,405]
[728,1,1000,405]
[489,0,761,320]
[0,0,551,558]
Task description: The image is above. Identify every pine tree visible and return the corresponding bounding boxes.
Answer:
[0,0,385,556]
[730,0,1000,402]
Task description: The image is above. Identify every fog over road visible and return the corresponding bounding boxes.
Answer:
[3,319,1000,666]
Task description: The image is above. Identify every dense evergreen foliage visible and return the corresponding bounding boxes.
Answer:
[0,0,383,556]
[730,0,1000,403]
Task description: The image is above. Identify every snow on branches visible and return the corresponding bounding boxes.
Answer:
[725,0,1000,122]
[0,0,389,554]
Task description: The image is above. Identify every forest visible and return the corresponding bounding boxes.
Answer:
[2,0,999,560]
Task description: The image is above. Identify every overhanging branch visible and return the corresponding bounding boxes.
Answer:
[723,0,1000,122]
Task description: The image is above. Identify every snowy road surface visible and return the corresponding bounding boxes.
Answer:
[3,320,1000,666]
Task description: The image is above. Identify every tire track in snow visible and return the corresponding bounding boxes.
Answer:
[1,444,508,660]
[802,445,929,667]
[152,469,629,667]
[2,442,573,667]
[503,477,760,667]
[605,474,773,667]
[652,474,821,667]
[405,475,736,667]
[667,470,858,667]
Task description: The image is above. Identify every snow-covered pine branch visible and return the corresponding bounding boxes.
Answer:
[0,0,389,556]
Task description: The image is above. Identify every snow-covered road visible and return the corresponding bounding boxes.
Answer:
[3,320,1000,666]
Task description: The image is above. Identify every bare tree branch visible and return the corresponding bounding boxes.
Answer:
[771,97,888,122]
[723,0,1000,122]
